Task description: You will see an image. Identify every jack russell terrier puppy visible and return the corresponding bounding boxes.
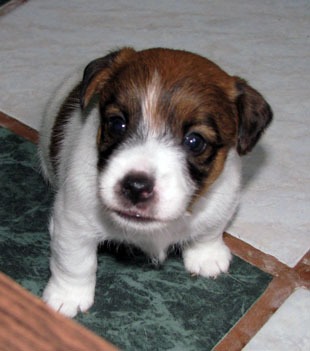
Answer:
[39,47,272,317]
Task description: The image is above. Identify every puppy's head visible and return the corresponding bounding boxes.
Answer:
[81,48,272,231]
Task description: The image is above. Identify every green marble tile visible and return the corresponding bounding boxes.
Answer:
[0,126,273,350]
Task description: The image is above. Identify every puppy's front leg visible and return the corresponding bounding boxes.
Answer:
[43,197,98,318]
[183,234,232,278]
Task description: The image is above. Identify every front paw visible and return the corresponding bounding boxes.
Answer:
[43,278,95,318]
[183,240,232,278]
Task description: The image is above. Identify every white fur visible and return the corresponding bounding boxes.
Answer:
[141,71,162,133]
[39,71,242,318]
[99,134,194,226]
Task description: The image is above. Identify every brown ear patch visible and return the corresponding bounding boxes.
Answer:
[82,68,113,109]
[234,78,273,155]
[80,48,137,110]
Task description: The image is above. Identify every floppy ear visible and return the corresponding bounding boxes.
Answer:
[234,78,273,155]
[80,47,136,109]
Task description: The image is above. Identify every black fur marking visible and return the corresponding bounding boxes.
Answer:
[187,161,209,186]
[182,121,195,137]
[203,147,219,166]
[50,83,81,174]
[97,140,121,170]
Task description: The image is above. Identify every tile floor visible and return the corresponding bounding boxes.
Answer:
[0,0,309,350]
[244,288,310,351]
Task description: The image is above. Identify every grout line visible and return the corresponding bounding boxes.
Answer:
[224,232,310,290]
[214,274,296,351]
[294,251,310,289]
[0,111,38,144]
[223,232,288,276]
[216,234,310,350]
[0,0,28,16]
[1,111,309,350]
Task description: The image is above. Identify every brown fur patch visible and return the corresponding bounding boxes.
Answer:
[82,47,271,203]
[95,49,241,197]
[96,125,102,146]
[82,48,137,109]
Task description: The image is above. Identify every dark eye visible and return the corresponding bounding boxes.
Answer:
[183,132,206,155]
[108,115,127,137]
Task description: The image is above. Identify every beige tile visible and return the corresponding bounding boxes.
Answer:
[244,288,310,351]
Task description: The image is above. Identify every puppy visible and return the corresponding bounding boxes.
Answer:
[39,47,272,317]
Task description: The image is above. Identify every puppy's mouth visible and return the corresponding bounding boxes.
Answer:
[113,209,157,223]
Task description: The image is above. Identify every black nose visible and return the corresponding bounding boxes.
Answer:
[121,173,154,205]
